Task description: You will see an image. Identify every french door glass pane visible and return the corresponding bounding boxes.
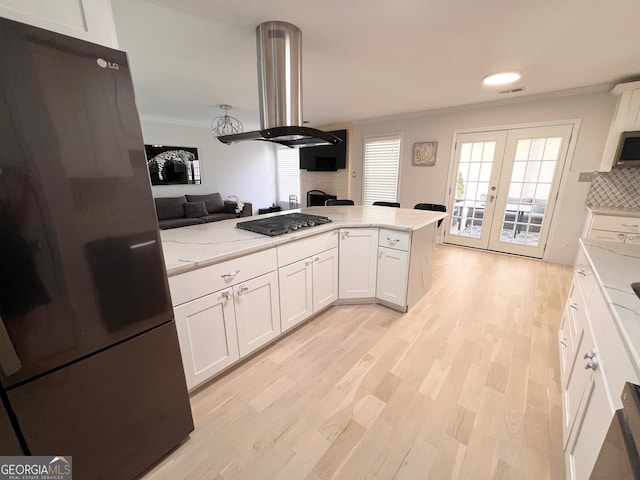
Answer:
[450,141,495,239]
[498,137,560,246]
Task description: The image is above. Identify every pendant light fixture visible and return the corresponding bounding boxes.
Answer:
[211,104,243,137]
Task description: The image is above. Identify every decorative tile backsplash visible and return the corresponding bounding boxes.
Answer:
[586,168,640,209]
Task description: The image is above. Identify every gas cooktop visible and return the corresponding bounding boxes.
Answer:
[236,213,332,236]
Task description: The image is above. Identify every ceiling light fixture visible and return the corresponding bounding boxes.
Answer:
[483,71,522,86]
[211,105,243,137]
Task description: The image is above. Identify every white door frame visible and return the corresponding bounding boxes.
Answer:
[445,119,582,261]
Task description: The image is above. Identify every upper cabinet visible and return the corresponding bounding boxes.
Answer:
[0,0,118,48]
[599,81,640,171]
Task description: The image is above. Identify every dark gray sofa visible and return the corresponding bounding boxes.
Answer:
[154,193,252,230]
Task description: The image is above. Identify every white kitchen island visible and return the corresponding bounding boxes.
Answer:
[160,206,446,391]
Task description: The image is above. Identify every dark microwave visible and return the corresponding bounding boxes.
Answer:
[614,131,640,167]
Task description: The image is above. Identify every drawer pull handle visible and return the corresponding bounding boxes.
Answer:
[585,359,598,371]
[622,223,639,228]
[577,269,589,277]
[314,256,320,262]
[619,234,626,239]
[305,260,312,266]
[560,338,567,347]
[386,237,400,244]
[222,270,239,279]
[584,349,598,370]
[341,231,350,240]
[237,284,249,296]
[570,302,578,311]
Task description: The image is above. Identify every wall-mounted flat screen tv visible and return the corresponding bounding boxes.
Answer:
[299,129,347,171]
[145,144,201,185]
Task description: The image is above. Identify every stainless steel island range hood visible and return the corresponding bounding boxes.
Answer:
[218,21,341,148]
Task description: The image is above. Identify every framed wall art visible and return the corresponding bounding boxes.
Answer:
[413,141,438,166]
[145,144,201,185]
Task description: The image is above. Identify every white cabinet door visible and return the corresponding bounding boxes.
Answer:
[279,258,313,332]
[563,317,591,448]
[234,271,281,357]
[312,248,338,312]
[339,228,378,299]
[173,289,239,391]
[0,0,118,47]
[376,246,409,306]
[566,374,614,480]
[558,309,574,386]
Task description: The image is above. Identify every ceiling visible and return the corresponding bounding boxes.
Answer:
[111,0,640,129]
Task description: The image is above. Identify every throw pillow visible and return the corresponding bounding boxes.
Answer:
[186,193,224,213]
[184,201,208,218]
[154,196,187,220]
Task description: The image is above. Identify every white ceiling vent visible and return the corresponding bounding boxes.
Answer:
[498,86,526,94]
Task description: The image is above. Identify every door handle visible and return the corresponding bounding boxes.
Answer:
[236,284,250,296]
[0,314,21,376]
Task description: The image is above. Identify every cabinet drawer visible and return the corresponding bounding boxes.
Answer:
[588,229,626,243]
[169,249,277,306]
[378,228,411,251]
[574,250,595,304]
[277,230,339,267]
[590,215,640,234]
[626,234,640,245]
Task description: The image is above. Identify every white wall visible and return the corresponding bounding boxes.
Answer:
[350,90,617,265]
[141,119,277,213]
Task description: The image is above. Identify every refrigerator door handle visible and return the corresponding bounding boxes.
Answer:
[0,314,21,376]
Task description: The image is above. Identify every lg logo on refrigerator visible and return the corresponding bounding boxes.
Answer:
[96,58,119,70]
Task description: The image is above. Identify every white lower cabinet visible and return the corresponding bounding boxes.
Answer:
[376,246,408,306]
[584,212,640,245]
[173,269,280,390]
[234,271,281,357]
[339,228,378,299]
[174,290,240,391]
[560,243,640,479]
[566,373,613,480]
[279,257,313,331]
[312,248,339,311]
[279,248,338,332]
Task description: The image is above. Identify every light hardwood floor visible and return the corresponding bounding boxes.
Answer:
[141,245,573,480]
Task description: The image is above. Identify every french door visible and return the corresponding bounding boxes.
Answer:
[444,124,573,258]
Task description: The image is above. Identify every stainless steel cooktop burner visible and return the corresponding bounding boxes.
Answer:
[236,213,332,236]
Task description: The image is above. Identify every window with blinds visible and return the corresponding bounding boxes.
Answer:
[362,136,401,205]
[276,147,300,206]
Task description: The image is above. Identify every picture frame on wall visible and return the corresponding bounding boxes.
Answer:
[145,145,201,185]
[413,141,438,166]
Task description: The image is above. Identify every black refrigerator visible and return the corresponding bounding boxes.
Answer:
[0,17,194,479]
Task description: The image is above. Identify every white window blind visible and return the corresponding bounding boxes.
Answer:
[276,147,300,205]
[363,136,401,205]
